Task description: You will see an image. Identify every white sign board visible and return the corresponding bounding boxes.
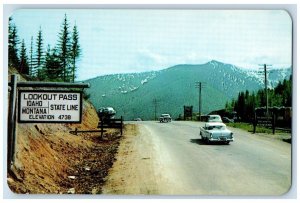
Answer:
[18,90,82,123]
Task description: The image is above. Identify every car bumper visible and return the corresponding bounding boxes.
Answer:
[208,137,234,142]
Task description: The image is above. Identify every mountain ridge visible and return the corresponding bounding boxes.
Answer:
[84,60,291,120]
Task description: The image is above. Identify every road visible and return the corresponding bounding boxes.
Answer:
[102,121,291,195]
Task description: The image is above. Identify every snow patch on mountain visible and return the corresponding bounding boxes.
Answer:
[141,79,148,85]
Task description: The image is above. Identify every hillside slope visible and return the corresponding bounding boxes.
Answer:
[7,68,120,194]
[85,60,291,120]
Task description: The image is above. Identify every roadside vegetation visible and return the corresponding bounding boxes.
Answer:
[224,76,292,123]
[9,14,81,82]
[227,122,275,134]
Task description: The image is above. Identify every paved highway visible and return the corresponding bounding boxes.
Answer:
[136,121,291,195]
[103,121,291,195]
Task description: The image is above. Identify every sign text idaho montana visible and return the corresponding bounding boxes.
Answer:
[18,90,82,123]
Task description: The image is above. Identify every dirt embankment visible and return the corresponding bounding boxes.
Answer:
[8,100,122,194]
[7,69,121,194]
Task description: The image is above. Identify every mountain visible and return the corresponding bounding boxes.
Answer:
[84,60,291,120]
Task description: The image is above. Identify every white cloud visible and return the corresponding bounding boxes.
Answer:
[12,9,292,80]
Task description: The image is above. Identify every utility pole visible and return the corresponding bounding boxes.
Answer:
[153,98,160,121]
[195,82,206,121]
[259,64,272,116]
[264,64,268,115]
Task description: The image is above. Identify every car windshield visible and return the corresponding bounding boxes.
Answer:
[207,125,225,130]
[209,117,221,121]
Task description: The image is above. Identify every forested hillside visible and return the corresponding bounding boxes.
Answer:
[85,60,291,120]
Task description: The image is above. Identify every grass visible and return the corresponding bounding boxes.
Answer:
[226,122,275,134]
[227,122,291,143]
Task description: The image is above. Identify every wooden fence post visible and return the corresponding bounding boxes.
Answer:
[272,112,276,134]
[100,116,104,140]
[7,75,18,173]
[253,111,257,134]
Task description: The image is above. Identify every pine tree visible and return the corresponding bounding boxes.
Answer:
[257,89,266,107]
[35,27,44,78]
[236,92,246,121]
[285,77,292,106]
[43,45,52,79]
[247,92,256,122]
[29,36,34,76]
[8,17,20,68]
[71,24,81,82]
[19,39,29,75]
[226,75,292,122]
[57,14,72,82]
[225,101,229,111]
[44,45,62,80]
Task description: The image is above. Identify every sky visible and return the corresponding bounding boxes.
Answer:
[10,9,292,81]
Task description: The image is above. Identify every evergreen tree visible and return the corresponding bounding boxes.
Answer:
[239,92,246,121]
[285,77,292,106]
[43,45,52,79]
[247,92,256,122]
[257,89,266,107]
[227,75,292,122]
[29,36,34,76]
[282,78,292,106]
[8,17,20,68]
[71,24,81,82]
[19,39,29,75]
[35,27,44,78]
[57,14,72,82]
[44,45,62,80]
[225,101,229,111]
[244,90,251,121]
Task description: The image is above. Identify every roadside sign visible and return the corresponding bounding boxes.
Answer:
[184,106,193,117]
[18,90,82,123]
[184,105,193,120]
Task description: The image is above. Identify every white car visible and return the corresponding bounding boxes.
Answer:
[207,115,223,122]
[200,122,234,144]
[159,114,172,123]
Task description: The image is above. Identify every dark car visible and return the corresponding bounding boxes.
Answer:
[97,107,116,119]
[222,117,234,123]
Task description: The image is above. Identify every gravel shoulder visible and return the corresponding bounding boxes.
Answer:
[102,124,162,194]
[102,123,182,195]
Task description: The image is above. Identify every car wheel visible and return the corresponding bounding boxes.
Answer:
[225,141,230,145]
